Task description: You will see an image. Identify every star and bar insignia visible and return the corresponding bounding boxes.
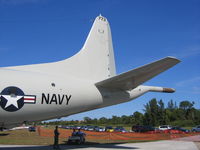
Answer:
[0,86,36,112]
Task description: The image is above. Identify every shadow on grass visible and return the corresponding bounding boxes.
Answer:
[0,141,138,149]
[0,133,9,136]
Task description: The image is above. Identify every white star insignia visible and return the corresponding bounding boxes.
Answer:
[2,95,23,109]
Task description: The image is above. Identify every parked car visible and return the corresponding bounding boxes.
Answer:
[87,126,95,131]
[73,126,78,129]
[132,125,142,132]
[114,126,126,132]
[76,126,82,129]
[192,125,200,132]
[67,131,86,144]
[105,126,114,132]
[158,125,172,131]
[132,125,155,133]
[94,126,104,132]
[68,126,74,129]
[170,126,190,133]
[98,127,105,132]
[28,126,36,132]
[80,126,87,130]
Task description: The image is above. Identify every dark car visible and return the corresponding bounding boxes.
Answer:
[28,126,36,132]
[132,125,155,133]
[171,126,190,133]
[114,126,126,132]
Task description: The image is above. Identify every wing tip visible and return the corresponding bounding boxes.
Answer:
[163,87,176,93]
[166,56,181,63]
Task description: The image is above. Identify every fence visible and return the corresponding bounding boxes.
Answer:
[37,127,200,142]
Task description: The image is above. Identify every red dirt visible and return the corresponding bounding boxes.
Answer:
[37,127,200,142]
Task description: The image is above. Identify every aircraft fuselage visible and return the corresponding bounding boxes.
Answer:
[0,69,103,128]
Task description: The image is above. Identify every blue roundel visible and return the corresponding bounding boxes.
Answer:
[0,86,25,112]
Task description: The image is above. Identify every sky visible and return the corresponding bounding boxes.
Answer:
[0,0,199,121]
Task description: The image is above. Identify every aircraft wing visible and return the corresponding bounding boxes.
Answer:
[95,57,180,90]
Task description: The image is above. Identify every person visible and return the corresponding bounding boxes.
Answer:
[77,129,83,135]
[72,129,76,136]
[77,129,86,143]
[53,126,60,149]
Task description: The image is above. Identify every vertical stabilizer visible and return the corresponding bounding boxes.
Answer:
[76,15,116,80]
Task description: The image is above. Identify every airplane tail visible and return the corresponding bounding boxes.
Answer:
[59,15,116,81]
[78,15,116,80]
[8,15,116,81]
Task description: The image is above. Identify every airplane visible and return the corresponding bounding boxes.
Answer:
[0,15,180,129]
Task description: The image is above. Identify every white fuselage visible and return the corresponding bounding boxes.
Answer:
[0,69,101,127]
[0,69,149,128]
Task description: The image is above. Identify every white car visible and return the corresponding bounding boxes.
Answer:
[159,125,172,131]
[67,132,86,144]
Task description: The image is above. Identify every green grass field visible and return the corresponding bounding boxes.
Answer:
[0,129,57,145]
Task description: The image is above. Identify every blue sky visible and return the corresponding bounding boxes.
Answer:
[0,0,199,121]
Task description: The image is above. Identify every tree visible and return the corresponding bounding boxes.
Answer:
[83,117,92,124]
[179,101,195,120]
[121,115,130,124]
[111,116,121,124]
[167,99,177,110]
[158,99,166,124]
[99,117,107,125]
[143,98,159,126]
[132,111,143,125]
[179,101,194,111]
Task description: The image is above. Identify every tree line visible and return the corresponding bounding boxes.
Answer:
[42,99,200,127]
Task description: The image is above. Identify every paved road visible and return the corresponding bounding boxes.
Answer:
[0,140,198,150]
[196,142,200,150]
[174,134,200,142]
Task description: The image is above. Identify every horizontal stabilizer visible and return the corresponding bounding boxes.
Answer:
[95,57,180,90]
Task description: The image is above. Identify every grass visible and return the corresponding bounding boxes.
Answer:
[0,129,56,145]
[0,128,134,145]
